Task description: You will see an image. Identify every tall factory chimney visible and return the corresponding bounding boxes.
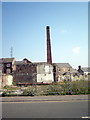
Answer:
[46,26,52,63]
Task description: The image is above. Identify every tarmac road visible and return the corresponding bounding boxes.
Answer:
[1,95,89,118]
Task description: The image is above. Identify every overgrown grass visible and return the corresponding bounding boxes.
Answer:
[22,80,90,96]
[3,85,20,91]
[1,80,90,96]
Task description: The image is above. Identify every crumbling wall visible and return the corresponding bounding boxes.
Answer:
[37,63,54,83]
[2,74,13,87]
[13,64,37,84]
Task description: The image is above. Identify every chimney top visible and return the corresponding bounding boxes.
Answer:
[78,65,81,70]
[46,26,50,29]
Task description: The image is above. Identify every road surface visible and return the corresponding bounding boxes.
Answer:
[2,95,89,118]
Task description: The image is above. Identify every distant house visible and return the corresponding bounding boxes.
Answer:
[77,66,84,75]
[69,68,78,75]
[53,63,72,82]
[81,67,90,75]
[77,66,90,75]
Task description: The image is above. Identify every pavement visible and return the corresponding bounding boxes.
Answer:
[1,94,89,102]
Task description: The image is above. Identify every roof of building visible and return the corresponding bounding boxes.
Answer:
[58,68,78,75]
[33,62,53,65]
[53,63,72,68]
[70,68,78,73]
[0,58,15,63]
[81,67,90,72]
[15,61,27,65]
[15,61,37,66]
[23,58,32,63]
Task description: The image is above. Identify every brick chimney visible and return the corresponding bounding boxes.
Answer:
[46,26,52,63]
[78,65,84,75]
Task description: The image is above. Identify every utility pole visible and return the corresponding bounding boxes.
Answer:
[10,46,13,58]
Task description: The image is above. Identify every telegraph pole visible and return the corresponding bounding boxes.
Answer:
[10,46,13,58]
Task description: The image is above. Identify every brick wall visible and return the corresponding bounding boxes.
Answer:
[13,64,37,84]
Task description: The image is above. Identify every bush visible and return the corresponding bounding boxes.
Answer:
[4,85,10,89]
[22,87,35,96]
[2,80,89,96]
[12,82,17,86]
[46,85,59,95]
[2,92,7,97]
[2,91,17,97]
[30,81,88,95]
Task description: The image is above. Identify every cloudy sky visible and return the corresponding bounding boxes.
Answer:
[2,2,88,68]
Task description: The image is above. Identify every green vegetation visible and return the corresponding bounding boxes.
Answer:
[1,80,90,96]
[12,81,17,86]
[22,80,89,96]
[3,85,20,91]
[2,92,17,97]
[23,87,34,96]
